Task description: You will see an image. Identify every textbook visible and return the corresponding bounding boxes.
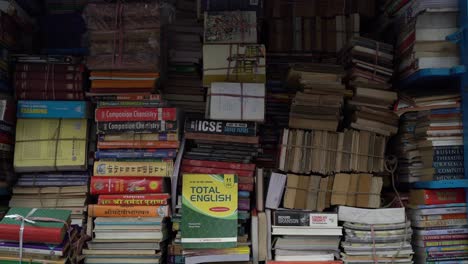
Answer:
[17,100,90,118]
[181,174,238,249]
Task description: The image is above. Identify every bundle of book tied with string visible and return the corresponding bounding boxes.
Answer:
[407,188,468,263]
[340,37,399,137]
[0,207,85,263]
[11,55,90,227]
[338,206,414,264]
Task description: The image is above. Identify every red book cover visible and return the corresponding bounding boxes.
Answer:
[90,88,154,93]
[15,71,83,81]
[15,63,85,73]
[90,176,167,195]
[16,91,84,100]
[95,107,177,122]
[0,224,64,244]
[410,189,466,205]
[181,165,254,177]
[182,159,255,171]
[97,140,180,149]
[98,193,170,206]
[239,183,253,192]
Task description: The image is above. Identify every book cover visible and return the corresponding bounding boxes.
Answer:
[90,177,167,195]
[95,107,177,122]
[93,161,174,177]
[0,208,71,244]
[97,194,170,206]
[203,44,266,86]
[17,100,90,119]
[97,121,178,134]
[14,119,88,172]
[185,119,257,136]
[182,174,238,249]
[88,205,170,217]
[273,211,338,227]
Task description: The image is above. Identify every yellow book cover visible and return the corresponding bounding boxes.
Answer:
[14,119,88,172]
[93,161,174,177]
[203,44,266,86]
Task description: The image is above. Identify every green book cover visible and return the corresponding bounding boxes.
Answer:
[0,208,71,228]
[181,174,238,249]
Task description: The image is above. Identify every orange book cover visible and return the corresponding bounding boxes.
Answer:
[91,80,156,89]
[90,72,160,78]
[97,140,180,149]
[88,204,170,217]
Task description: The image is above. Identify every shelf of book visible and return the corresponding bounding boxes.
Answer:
[413,179,468,189]
[460,0,468,206]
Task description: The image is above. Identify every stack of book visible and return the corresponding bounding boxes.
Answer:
[0,207,81,263]
[396,5,459,79]
[12,60,89,225]
[84,1,162,71]
[338,206,414,264]
[393,92,463,183]
[180,119,258,254]
[340,37,399,136]
[279,128,387,174]
[163,0,204,114]
[408,188,468,263]
[14,56,85,100]
[0,96,14,212]
[287,65,347,131]
[271,211,342,261]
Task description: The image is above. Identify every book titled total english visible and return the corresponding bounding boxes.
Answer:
[181,174,238,249]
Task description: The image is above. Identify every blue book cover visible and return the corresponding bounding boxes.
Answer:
[95,149,177,159]
[17,100,90,118]
[431,107,461,115]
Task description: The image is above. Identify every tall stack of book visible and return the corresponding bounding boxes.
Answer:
[338,206,414,264]
[392,92,463,184]
[176,119,258,262]
[0,207,83,263]
[0,96,14,220]
[163,0,204,114]
[408,188,468,263]
[271,211,342,261]
[287,64,347,131]
[395,4,459,79]
[12,56,89,227]
[340,37,399,136]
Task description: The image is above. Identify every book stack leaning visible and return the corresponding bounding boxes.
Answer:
[12,55,89,227]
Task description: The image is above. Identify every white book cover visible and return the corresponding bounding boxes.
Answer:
[265,172,287,209]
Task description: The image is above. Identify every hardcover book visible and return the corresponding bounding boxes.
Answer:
[93,161,174,177]
[17,100,90,119]
[185,119,257,136]
[182,174,238,248]
[90,177,168,195]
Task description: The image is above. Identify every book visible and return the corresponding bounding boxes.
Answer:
[88,205,170,217]
[93,161,174,177]
[17,100,90,119]
[90,177,168,195]
[204,11,257,43]
[207,82,265,122]
[14,119,88,172]
[181,174,238,249]
[273,211,338,227]
[409,189,466,205]
[97,140,179,149]
[0,208,71,244]
[265,172,286,209]
[95,107,177,122]
[338,206,406,225]
[95,149,177,159]
[97,121,178,134]
[185,119,257,137]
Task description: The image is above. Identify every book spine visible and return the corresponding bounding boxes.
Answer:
[95,94,161,101]
[184,119,257,136]
[434,167,464,174]
[185,132,259,144]
[181,165,254,177]
[15,71,82,80]
[16,91,84,100]
[421,189,466,205]
[97,140,179,149]
[88,205,170,217]
[434,146,464,156]
[0,121,14,135]
[422,234,468,241]
[415,213,466,221]
[95,149,177,159]
[15,79,83,92]
[0,224,63,244]
[433,161,464,167]
[239,183,253,192]
[90,177,167,195]
[17,100,88,119]
[93,161,173,177]
[419,228,468,236]
[15,63,84,72]
[182,159,255,171]
[273,211,338,227]
[97,194,170,205]
[0,245,63,256]
[416,219,468,228]
[97,121,178,134]
[423,240,468,247]
[95,107,177,122]
[97,101,163,107]
[426,245,468,252]
[99,133,178,142]
[238,198,250,211]
[433,174,465,181]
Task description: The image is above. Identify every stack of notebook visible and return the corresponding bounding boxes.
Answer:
[339,206,414,264]
[84,1,162,71]
[287,64,347,131]
[393,92,463,183]
[408,188,467,263]
[0,207,82,263]
[13,105,89,225]
[163,0,204,114]
[340,37,398,136]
